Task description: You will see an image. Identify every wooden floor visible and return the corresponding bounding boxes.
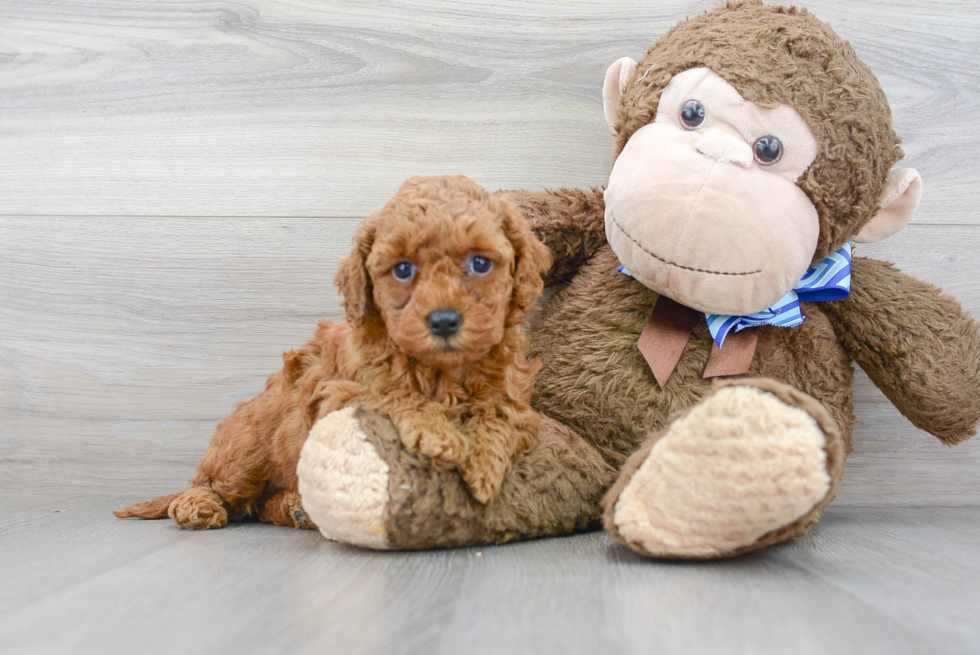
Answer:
[2,1,980,653]
[1,497,977,655]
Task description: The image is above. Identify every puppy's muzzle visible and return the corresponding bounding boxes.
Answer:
[427,309,461,338]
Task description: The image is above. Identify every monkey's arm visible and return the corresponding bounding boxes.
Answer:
[823,256,980,445]
[499,187,607,285]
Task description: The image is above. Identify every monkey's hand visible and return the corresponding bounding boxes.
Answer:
[497,187,607,285]
[824,255,980,445]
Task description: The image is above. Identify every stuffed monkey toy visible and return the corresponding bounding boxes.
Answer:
[299,0,980,558]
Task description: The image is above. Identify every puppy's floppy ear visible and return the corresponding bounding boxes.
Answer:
[334,216,378,327]
[499,195,552,316]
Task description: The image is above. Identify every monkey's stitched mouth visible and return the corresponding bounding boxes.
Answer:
[608,212,761,277]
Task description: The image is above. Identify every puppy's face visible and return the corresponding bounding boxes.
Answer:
[366,194,517,369]
[335,176,550,370]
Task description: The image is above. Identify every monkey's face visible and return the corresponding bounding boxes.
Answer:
[604,68,820,315]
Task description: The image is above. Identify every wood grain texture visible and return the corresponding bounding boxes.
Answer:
[0,0,978,221]
[2,218,978,503]
[1,497,977,655]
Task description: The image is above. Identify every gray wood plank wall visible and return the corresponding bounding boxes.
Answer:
[2,0,978,505]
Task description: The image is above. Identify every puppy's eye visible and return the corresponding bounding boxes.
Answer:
[468,256,493,276]
[392,261,416,282]
[680,100,706,130]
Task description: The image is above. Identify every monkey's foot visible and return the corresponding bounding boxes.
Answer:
[298,407,392,548]
[603,378,844,559]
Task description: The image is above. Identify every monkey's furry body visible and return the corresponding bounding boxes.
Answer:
[297,1,980,558]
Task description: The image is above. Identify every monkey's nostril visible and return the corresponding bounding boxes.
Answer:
[427,309,461,338]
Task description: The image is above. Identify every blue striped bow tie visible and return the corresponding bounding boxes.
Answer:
[619,242,852,348]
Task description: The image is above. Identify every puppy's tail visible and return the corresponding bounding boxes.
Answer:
[113,492,181,519]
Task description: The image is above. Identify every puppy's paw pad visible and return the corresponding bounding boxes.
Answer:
[298,407,391,549]
[610,386,831,557]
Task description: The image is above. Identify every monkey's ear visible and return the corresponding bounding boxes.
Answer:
[603,57,637,132]
[853,168,923,243]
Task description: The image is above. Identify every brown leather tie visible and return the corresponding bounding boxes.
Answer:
[637,296,758,388]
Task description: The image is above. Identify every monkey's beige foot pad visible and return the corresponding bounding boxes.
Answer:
[603,384,835,558]
[298,407,392,549]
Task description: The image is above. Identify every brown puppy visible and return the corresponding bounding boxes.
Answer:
[115,175,551,529]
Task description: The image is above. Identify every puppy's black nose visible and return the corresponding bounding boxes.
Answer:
[427,309,461,338]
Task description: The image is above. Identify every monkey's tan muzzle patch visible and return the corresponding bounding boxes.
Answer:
[604,123,819,316]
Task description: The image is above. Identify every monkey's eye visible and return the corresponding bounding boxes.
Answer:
[753,136,783,165]
[679,100,706,130]
[468,256,493,276]
[392,261,416,282]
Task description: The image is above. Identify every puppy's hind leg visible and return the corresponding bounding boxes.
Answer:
[186,417,274,527]
[257,490,316,530]
[114,492,182,520]
[116,487,230,529]
[167,486,230,529]
[169,398,280,529]
[115,416,271,530]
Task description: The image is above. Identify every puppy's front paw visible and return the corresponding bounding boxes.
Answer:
[397,415,468,467]
[460,449,509,505]
[416,423,469,467]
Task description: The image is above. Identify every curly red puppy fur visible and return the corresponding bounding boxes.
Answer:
[115,175,551,528]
